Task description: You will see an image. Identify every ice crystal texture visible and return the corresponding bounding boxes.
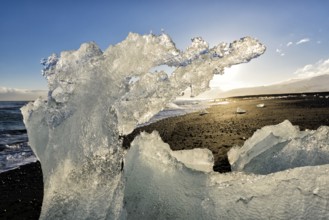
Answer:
[21,32,329,219]
[27,32,329,219]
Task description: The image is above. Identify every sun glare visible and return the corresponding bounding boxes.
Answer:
[209,65,250,91]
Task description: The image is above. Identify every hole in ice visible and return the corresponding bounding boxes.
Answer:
[128,76,140,85]
[149,65,175,76]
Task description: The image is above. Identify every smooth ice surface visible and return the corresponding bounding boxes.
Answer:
[125,131,329,220]
[171,146,214,172]
[228,120,329,174]
[21,33,265,219]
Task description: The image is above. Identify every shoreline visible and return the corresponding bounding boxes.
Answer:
[125,93,329,172]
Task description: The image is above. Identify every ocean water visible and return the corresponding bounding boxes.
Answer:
[0,101,37,173]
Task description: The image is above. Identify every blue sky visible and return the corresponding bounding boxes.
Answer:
[1,0,329,91]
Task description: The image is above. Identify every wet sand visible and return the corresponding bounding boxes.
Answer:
[2,92,329,219]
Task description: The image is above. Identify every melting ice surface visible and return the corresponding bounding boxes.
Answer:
[21,32,328,219]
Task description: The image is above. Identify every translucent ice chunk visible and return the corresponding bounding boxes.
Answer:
[228,120,329,174]
[21,33,265,219]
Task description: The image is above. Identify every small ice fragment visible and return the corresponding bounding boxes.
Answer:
[236,107,246,114]
[256,103,265,108]
[199,109,209,116]
[313,187,319,195]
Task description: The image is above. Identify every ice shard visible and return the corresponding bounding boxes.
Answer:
[21,32,266,219]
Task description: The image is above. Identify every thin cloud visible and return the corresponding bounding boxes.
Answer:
[296,38,310,45]
[275,48,285,56]
[0,87,47,101]
[286,42,293,47]
[294,58,329,78]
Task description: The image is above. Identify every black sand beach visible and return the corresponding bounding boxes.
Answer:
[0,161,43,220]
[2,92,329,219]
[125,93,329,172]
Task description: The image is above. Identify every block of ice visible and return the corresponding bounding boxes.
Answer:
[21,32,265,219]
[22,31,329,219]
[124,131,329,220]
[228,120,329,174]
